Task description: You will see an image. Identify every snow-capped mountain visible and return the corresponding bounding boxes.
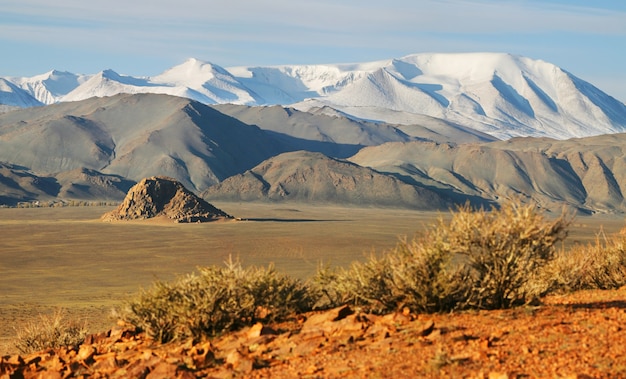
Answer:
[62,59,262,105]
[11,70,89,105]
[151,58,260,104]
[0,78,43,108]
[2,53,626,140]
[296,53,626,140]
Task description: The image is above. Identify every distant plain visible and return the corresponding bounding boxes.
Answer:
[1,203,625,354]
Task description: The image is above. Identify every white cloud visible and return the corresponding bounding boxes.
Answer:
[3,0,625,38]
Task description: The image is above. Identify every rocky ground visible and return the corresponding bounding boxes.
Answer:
[2,286,626,378]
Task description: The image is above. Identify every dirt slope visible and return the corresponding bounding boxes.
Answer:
[2,287,626,378]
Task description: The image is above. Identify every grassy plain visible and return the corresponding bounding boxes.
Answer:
[1,202,624,354]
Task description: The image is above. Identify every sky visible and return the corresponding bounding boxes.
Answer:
[1,0,625,102]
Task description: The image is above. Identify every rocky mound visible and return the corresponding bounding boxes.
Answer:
[102,176,232,223]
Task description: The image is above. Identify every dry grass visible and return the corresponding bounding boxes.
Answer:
[313,199,571,313]
[13,309,88,354]
[1,202,625,354]
[546,228,626,292]
[119,258,313,342]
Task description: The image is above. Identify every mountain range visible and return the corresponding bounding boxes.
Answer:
[3,53,626,140]
[2,53,626,213]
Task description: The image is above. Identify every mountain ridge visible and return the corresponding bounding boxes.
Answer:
[1,93,466,206]
[3,52,625,140]
[3,92,626,213]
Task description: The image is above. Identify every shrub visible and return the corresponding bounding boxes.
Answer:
[13,310,88,354]
[312,254,401,313]
[122,199,573,344]
[440,201,570,309]
[312,226,470,314]
[546,229,626,292]
[314,199,571,313]
[386,235,469,312]
[120,258,315,343]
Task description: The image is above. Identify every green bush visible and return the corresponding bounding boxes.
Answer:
[120,258,314,343]
[14,310,88,354]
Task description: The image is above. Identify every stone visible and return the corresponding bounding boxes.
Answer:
[301,305,355,334]
[145,361,179,379]
[488,372,509,379]
[76,345,96,363]
[225,350,253,373]
[247,323,277,339]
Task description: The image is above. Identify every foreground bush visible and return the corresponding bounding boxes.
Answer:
[14,310,88,354]
[312,237,467,314]
[121,199,575,344]
[546,229,626,292]
[314,199,571,313]
[120,258,314,343]
[444,201,570,309]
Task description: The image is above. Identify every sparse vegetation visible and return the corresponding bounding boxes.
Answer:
[15,199,626,353]
[545,228,626,292]
[13,309,88,354]
[311,235,467,313]
[119,258,314,343]
[122,199,577,343]
[445,201,570,309]
[313,199,571,313]
[7,200,626,377]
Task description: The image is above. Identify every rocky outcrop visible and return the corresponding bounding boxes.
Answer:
[0,306,429,378]
[3,289,626,377]
[102,176,232,223]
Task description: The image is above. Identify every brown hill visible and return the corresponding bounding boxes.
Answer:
[349,133,626,214]
[102,176,232,223]
[202,151,451,210]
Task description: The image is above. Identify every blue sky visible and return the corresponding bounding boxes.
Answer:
[1,0,625,102]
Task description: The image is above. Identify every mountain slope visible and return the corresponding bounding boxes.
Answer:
[295,53,626,139]
[0,79,42,108]
[0,163,59,204]
[0,93,494,205]
[349,133,626,214]
[0,93,286,192]
[3,53,625,140]
[202,150,450,209]
[212,104,495,157]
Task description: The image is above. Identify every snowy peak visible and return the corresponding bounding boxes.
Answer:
[13,70,89,105]
[2,52,625,140]
[153,58,232,84]
[0,78,42,108]
[296,53,626,139]
[61,69,152,102]
[152,58,259,104]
